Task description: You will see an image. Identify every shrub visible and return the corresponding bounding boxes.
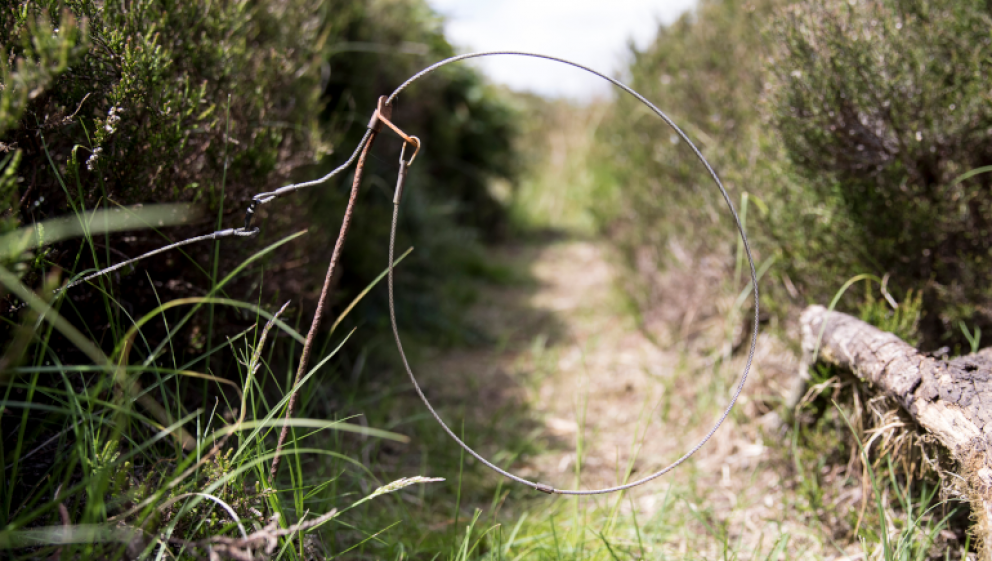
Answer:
[0,0,519,347]
[767,0,992,345]
[0,0,329,346]
[602,0,992,347]
[1,0,323,224]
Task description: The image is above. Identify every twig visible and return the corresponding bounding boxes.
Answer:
[270,99,389,482]
[172,510,338,561]
[171,476,442,560]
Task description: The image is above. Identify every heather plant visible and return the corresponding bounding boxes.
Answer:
[1,0,324,220]
[599,0,992,347]
[766,0,992,345]
[0,0,519,349]
[0,0,331,347]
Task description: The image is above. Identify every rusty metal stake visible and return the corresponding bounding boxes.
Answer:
[270,97,392,483]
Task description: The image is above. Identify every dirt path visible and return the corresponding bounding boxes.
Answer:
[412,238,836,557]
[480,240,685,491]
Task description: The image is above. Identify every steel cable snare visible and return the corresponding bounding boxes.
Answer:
[29,52,761,495]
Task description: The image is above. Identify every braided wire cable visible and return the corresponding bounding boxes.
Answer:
[17,130,376,310]
[8,228,253,313]
[63,229,253,292]
[385,51,759,495]
[249,129,373,205]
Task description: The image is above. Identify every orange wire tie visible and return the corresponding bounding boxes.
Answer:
[374,109,421,165]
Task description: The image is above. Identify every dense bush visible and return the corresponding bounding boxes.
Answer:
[0,0,518,346]
[1,0,323,226]
[602,0,992,347]
[767,0,992,344]
[0,0,331,349]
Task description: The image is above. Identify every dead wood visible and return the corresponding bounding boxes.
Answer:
[800,305,992,557]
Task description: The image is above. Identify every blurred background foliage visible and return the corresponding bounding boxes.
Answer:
[0,0,518,355]
[595,0,792,325]
[595,0,992,350]
[502,93,615,237]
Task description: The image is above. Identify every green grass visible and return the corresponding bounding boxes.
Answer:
[0,145,475,557]
[0,222,423,557]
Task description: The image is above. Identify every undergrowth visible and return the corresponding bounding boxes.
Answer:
[786,356,972,560]
[0,215,431,558]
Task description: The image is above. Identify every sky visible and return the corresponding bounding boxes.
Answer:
[425,0,698,101]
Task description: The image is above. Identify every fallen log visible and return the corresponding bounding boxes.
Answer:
[799,305,992,556]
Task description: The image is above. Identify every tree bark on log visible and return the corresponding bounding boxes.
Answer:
[800,305,992,557]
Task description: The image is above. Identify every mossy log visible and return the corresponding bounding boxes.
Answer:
[800,305,992,556]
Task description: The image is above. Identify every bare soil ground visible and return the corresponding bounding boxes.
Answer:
[407,237,874,558]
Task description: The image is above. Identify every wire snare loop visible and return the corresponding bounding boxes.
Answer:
[385,52,759,496]
[20,52,758,497]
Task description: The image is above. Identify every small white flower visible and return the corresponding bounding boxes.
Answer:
[103,106,123,134]
[86,147,103,171]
